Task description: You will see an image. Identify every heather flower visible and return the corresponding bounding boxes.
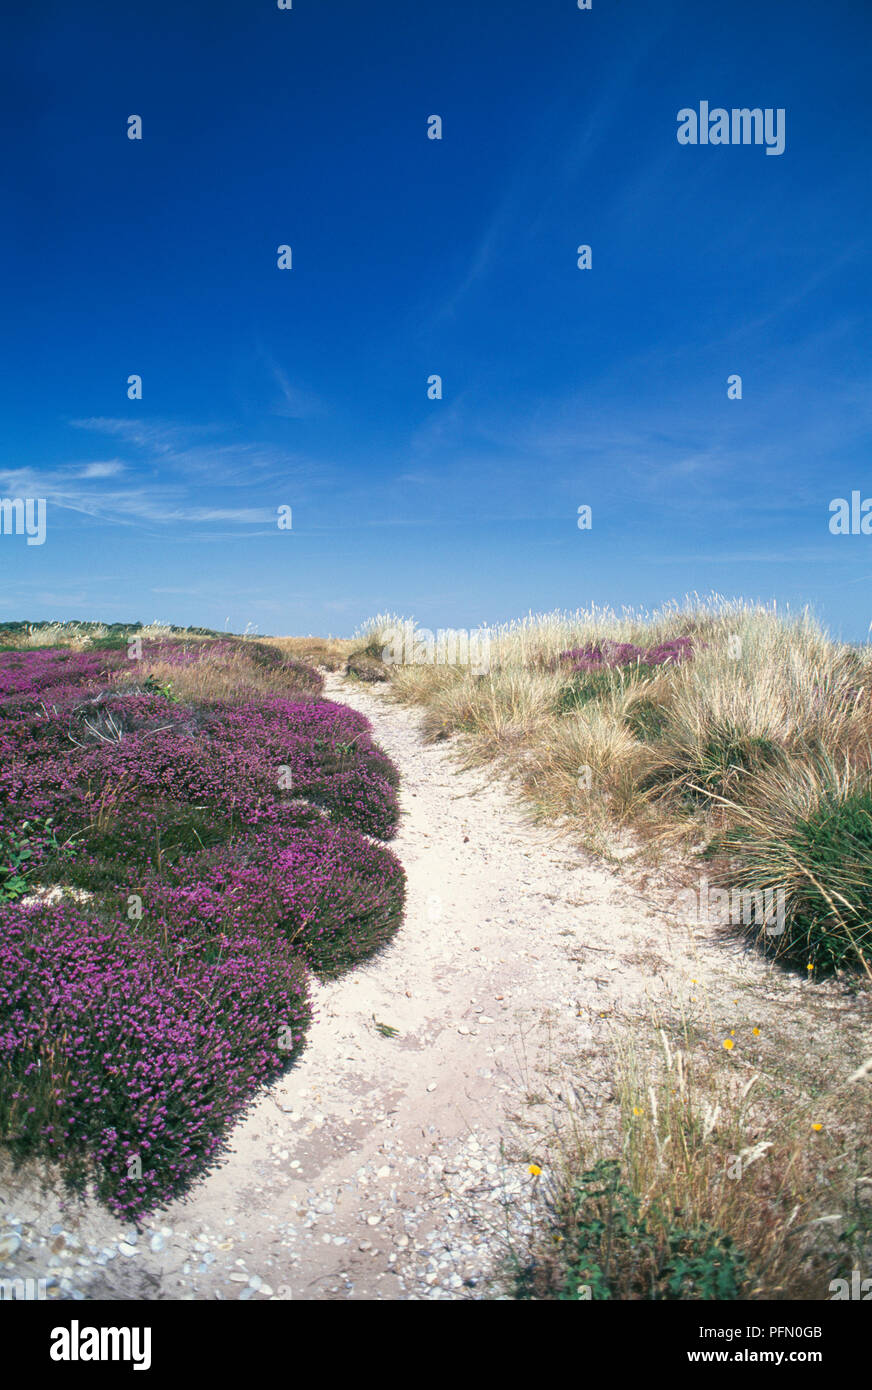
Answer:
[142,818,406,978]
[0,900,311,1219]
[0,643,407,1218]
[558,635,697,674]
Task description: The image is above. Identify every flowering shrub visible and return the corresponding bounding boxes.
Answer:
[642,637,697,667]
[559,642,646,671]
[0,647,124,711]
[0,640,217,707]
[0,901,310,1221]
[142,818,406,978]
[0,641,406,1217]
[203,698,401,838]
[1,693,400,848]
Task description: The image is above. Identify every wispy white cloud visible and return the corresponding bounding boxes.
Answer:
[77,461,125,478]
[0,416,338,534]
[257,347,324,420]
[269,366,321,419]
[424,30,665,329]
[69,416,317,489]
[0,461,277,529]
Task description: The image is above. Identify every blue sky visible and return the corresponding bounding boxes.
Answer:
[1,0,870,639]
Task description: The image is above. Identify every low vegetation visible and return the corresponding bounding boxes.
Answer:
[510,1017,871,1301]
[0,627,405,1221]
[3,606,869,1296]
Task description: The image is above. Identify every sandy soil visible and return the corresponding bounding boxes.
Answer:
[1,673,867,1300]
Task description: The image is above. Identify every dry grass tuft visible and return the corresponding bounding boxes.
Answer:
[116,640,322,704]
[262,635,354,672]
[16,622,109,650]
[510,1012,872,1300]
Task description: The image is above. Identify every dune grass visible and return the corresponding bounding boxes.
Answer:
[352,597,872,975]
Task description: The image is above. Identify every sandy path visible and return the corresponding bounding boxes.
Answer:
[1,674,853,1301]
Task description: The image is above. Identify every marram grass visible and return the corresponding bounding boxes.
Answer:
[353,597,872,973]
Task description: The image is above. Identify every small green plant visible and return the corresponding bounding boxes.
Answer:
[0,817,76,903]
[784,789,872,969]
[718,785,872,971]
[642,723,782,804]
[143,675,182,703]
[314,736,359,756]
[0,830,32,903]
[516,1158,749,1300]
[555,1158,649,1301]
[556,670,617,713]
[696,727,779,795]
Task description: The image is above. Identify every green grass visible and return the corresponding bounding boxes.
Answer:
[716,783,872,971]
[623,695,672,743]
